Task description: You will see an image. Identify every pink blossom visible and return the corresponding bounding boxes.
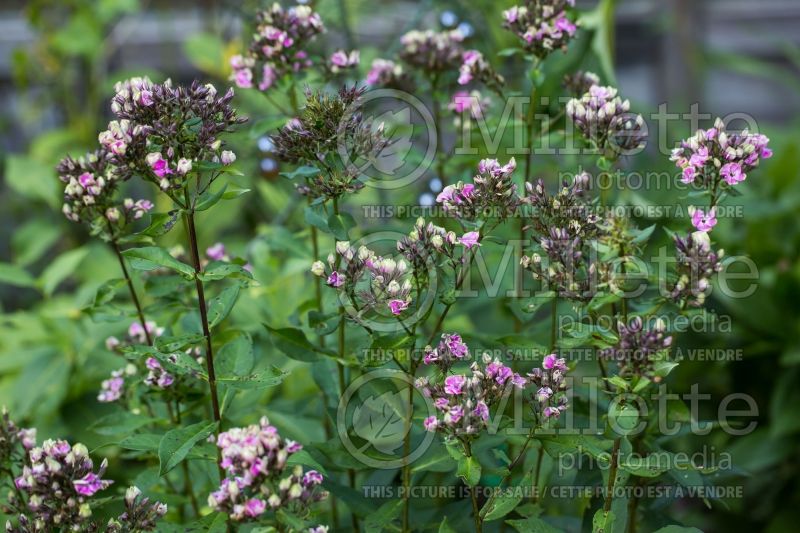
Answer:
[423,416,439,431]
[73,472,110,496]
[388,299,409,315]
[459,231,480,249]
[681,166,697,184]
[720,162,745,185]
[234,68,253,89]
[691,207,717,233]
[326,271,345,288]
[472,401,489,421]
[244,498,266,517]
[444,375,465,395]
[207,243,227,261]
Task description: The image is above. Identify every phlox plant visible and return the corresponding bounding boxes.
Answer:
[0,1,774,533]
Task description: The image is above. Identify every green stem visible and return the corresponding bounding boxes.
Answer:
[111,240,153,346]
[463,441,483,533]
[603,437,622,513]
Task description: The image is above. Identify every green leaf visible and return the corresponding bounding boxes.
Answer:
[195,183,229,212]
[137,211,180,238]
[158,421,217,475]
[364,499,403,532]
[506,516,562,533]
[457,455,482,487]
[199,263,254,282]
[207,285,241,328]
[90,278,127,306]
[618,454,670,478]
[122,246,195,279]
[608,403,641,436]
[155,334,205,353]
[592,509,616,533]
[0,262,36,288]
[482,488,523,521]
[652,527,703,533]
[304,205,329,233]
[280,165,320,180]
[328,212,357,240]
[89,412,155,436]
[39,247,90,296]
[5,155,59,208]
[119,433,162,452]
[217,367,287,390]
[265,324,326,362]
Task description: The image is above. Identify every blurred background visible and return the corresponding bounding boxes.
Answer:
[1,1,799,531]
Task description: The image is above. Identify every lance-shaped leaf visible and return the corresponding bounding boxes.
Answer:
[122,246,195,279]
[158,421,217,475]
[351,389,409,455]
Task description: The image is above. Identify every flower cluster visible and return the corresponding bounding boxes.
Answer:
[105,486,168,533]
[449,91,491,126]
[502,1,578,58]
[601,317,673,379]
[422,333,470,372]
[527,354,570,420]
[522,173,609,300]
[398,29,466,74]
[231,3,324,91]
[272,86,390,201]
[56,148,154,233]
[567,85,647,159]
[312,240,417,316]
[396,217,458,276]
[109,78,245,190]
[669,231,723,307]
[671,117,772,191]
[11,439,113,531]
[563,70,600,96]
[436,158,521,221]
[458,50,505,92]
[329,50,360,74]
[208,417,327,523]
[416,350,528,437]
[524,172,601,239]
[99,321,172,403]
[365,59,411,89]
[0,408,35,467]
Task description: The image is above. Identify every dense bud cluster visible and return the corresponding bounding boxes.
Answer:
[272,86,390,201]
[436,158,521,221]
[231,3,325,91]
[396,217,458,276]
[669,231,723,308]
[522,173,608,300]
[567,85,647,159]
[502,1,578,58]
[527,354,570,421]
[416,345,528,437]
[601,317,673,378]
[110,78,245,190]
[105,486,168,532]
[208,417,327,524]
[563,70,600,96]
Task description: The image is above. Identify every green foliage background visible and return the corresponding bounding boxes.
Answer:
[1,0,799,531]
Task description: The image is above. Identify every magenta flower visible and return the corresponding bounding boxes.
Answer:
[459,231,480,249]
[536,387,553,403]
[681,165,697,184]
[73,472,110,496]
[423,416,439,432]
[444,375,466,395]
[207,243,227,261]
[326,271,345,288]
[447,405,464,424]
[720,162,745,185]
[244,498,266,518]
[543,406,561,418]
[388,299,409,315]
[472,401,489,421]
[691,207,717,233]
